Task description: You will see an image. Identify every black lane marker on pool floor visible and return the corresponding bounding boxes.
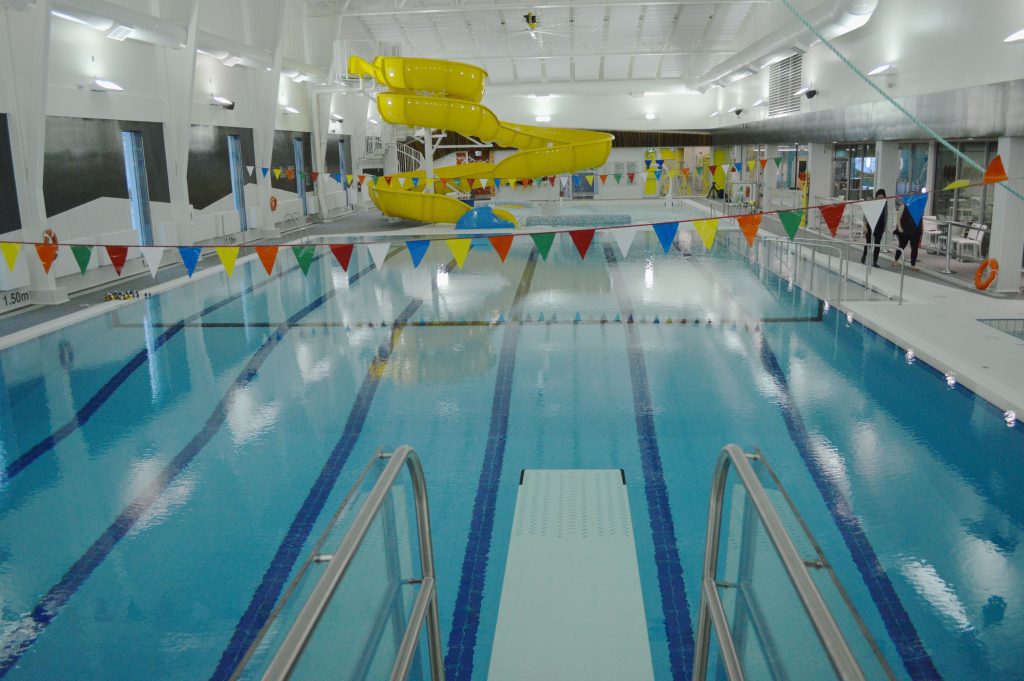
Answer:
[444,249,538,681]
[603,244,695,680]
[211,298,423,681]
[756,334,943,680]
[0,259,368,677]
[2,254,322,482]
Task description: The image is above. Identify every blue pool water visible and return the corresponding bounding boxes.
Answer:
[0,227,1022,680]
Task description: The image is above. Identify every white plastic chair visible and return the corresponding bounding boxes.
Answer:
[921,216,942,253]
[952,224,985,261]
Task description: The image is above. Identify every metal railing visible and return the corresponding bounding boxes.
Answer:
[241,446,444,681]
[693,445,895,681]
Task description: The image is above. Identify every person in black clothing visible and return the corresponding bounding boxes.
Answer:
[893,198,922,270]
[861,188,888,267]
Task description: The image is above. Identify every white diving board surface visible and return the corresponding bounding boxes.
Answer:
[488,469,656,681]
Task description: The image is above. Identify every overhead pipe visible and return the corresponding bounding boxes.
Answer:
[52,0,186,48]
[689,0,878,93]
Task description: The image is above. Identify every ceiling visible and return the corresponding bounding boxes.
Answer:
[308,0,764,86]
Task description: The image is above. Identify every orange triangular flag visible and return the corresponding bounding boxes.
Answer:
[600,174,608,184]
[35,243,58,273]
[760,159,768,169]
[255,246,278,275]
[736,214,762,247]
[489,235,514,262]
[983,155,1009,184]
[682,167,690,177]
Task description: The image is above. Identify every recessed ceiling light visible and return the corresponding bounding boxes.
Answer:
[106,23,134,41]
[535,115,551,122]
[212,95,233,106]
[793,86,810,96]
[223,55,244,67]
[284,105,299,114]
[93,78,123,91]
[368,118,379,124]
[727,106,739,113]
[709,111,720,118]
[1004,28,1024,42]
[644,112,657,120]
[867,63,891,76]
[752,98,765,107]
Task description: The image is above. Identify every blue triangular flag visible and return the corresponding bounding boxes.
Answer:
[655,170,662,181]
[655,159,664,168]
[572,175,581,186]
[653,315,660,324]
[406,240,430,268]
[733,162,742,173]
[412,177,420,187]
[644,159,652,169]
[904,193,928,226]
[261,167,269,177]
[653,222,678,253]
[537,312,545,322]
[614,313,621,322]
[333,173,342,183]
[178,246,201,277]
[574,311,581,323]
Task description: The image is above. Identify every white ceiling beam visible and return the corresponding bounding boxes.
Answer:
[444,49,733,60]
[309,0,768,19]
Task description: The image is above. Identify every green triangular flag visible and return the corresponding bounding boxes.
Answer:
[291,245,316,275]
[531,232,556,260]
[778,209,804,240]
[614,174,622,184]
[773,157,783,168]
[70,245,93,274]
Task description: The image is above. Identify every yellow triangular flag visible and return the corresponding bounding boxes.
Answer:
[747,160,755,172]
[693,219,719,250]
[942,179,970,190]
[585,174,594,185]
[215,246,239,277]
[273,168,282,180]
[1,243,20,271]
[447,238,472,269]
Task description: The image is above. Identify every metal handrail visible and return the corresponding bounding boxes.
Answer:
[692,445,868,681]
[260,446,444,681]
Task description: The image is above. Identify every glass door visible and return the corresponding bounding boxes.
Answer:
[339,139,350,207]
[121,130,153,245]
[227,134,249,232]
[293,137,308,216]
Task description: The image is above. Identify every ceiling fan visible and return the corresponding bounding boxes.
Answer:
[498,10,573,42]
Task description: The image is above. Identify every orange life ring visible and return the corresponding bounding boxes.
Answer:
[975,258,998,290]
[43,228,59,258]
[269,195,278,212]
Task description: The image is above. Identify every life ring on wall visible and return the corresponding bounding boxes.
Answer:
[43,228,59,258]
[975,259,999,290]
[269,195,278,212]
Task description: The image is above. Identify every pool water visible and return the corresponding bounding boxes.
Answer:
[0,227,1021,680]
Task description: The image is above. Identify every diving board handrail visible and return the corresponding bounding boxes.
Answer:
[260,446,444,681]
[692,445,868,681]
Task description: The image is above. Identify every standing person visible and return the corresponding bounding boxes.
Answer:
[893,198,923,270]
[861,188,888,267]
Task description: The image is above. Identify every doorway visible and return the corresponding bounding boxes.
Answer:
[121,130,153,245]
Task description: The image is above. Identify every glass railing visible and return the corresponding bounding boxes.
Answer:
[693,445,896,681]
[230,446,444,681]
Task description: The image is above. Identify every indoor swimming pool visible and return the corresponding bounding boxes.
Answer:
[0,229,1021,681]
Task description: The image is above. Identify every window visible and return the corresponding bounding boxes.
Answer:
[768,54,802,118]
[896,143,928,195]
[832,143,876,201]
[932,140,997,225]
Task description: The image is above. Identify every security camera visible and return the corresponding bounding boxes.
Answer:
[805,89,818,99]
[733,108,743,116]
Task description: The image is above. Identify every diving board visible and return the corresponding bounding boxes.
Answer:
[487,469,655,681]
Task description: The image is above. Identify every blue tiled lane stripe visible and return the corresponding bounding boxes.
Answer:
[604,244,695,679]
[210,298,422,681]
[2,254,319,482]
[756,332,943,680]
[444,249,538,681]
[0,259,360,677]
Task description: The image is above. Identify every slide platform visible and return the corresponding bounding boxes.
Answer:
[349,55,613,224]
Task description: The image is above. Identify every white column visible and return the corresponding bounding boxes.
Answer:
[309,90,332,216]
[875,140,900,232]
[988,137,1024,293]
[807,142,833,231]
[1,0,67,303]
[247,0,288,235]
[155,0,199,246]
[924,140,937,215]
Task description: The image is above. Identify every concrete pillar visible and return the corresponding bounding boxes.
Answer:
[309,90,332,217]
[154,0,199,246]
[1,0,67,303]
[925,140,937,216]
[876,140,900,232]
[807,142,833,231]
[248,0,288,235]
[988,137,1024,293]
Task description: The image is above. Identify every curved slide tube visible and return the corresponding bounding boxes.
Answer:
[349,55,613,224]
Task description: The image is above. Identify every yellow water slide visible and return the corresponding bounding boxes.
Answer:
[349,55,613,224]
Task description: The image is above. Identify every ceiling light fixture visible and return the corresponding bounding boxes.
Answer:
[51,9,113,30]
[752,98,765,107]
[92,78,124,91]
[1004,28,1024,42]
[793,86,810,96]
[106,23,135,41]
[645,113,657,120]
[222,55,243,67]
[867,63,892,76]
[368,118,380,125]
[283,105,299,114]
[535,115,551,122]
[709,111,720,118]
[727,106,739,113]
[211,95,234,107]
[330,113,344,122]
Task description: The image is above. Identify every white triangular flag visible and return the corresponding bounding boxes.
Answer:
[613,226,640,257]
[367,242,390,271]
[397,176,406,187]
[246,165,254,177]
[479,178,488,189]
[860,199,887,230]
[140,246,165,278]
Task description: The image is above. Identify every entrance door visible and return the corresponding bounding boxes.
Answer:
[293,137,307,216]
[121,130,153,245]
[227,134,249,231]
[339,139,350,207]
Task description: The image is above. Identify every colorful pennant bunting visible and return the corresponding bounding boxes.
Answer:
[737,214,762,247]
[614,173,622,184]
[860,199,887,232]
[261,167,269,177]
[246,165,254,178]
[489,235,514,262]
[215,246,239,277]
[140,246,164,278]
[292,245,315,275]
[368,242,391,271]
[71,245,92,274]
[273,168,282,180]
[35,243,58,273]
[255,246,278,275]
[759,159,768,170]
[613,226,639,257]
[819,204,845,238]
[733,163,742,173]
[903,193,928,226]
[179,247,201,277]
[531,232,555,260]
[406,240,430,268]
[105,245,128,275]
[773,157,783,168]
[778,209,804,240]
[569,229,595,259]
[693,219,718,250]
[983,155,1008,183]
[330,244,353,271]
[1,243,19,271]
[653,222,678,253]
[447,238,472,269]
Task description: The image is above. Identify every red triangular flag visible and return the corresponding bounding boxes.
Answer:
[35,243,58,273]
[105,245,128,275]
[311,172,319,183]
[548,176,556,187]
[759,159,768,169]
[819,203,846,237]
[524,178,533,187]
[255,246,278,275]
[600,174,608,184]
[358,174,366,185]
[569,229,595,259]
[709,164,717,174]
[489,235,514,262]
[983,155,1009,184]
[736,214,762,247]
[467,177,477,188]
[330,244,353,271]
[627,172,636,183]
